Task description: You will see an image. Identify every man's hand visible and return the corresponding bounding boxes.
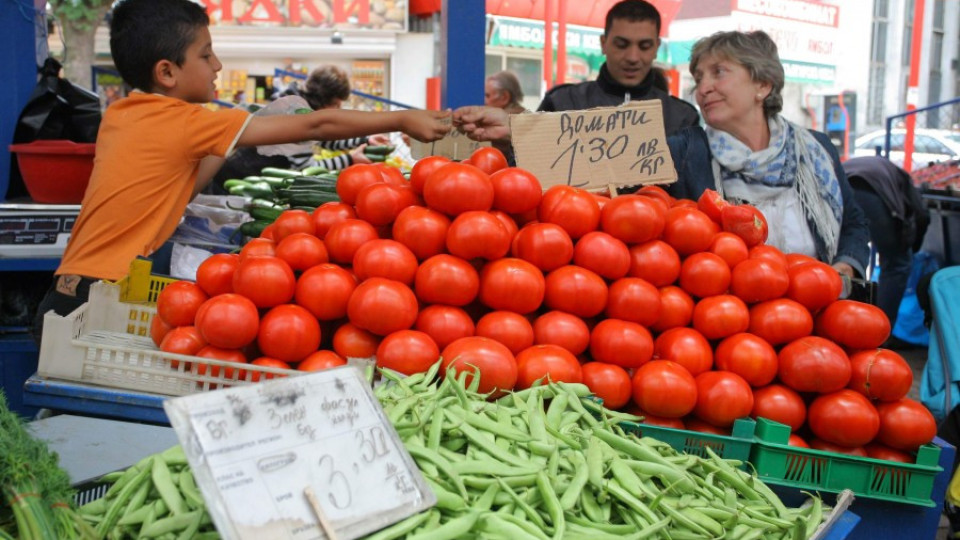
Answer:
[400,110,452,142]
[453,106,512,143]
[350,144,372,164]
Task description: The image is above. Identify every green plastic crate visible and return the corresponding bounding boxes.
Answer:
[750,418,942,507]
[618,417,756,464]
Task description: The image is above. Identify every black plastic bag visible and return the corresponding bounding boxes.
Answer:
[7,57,102,199]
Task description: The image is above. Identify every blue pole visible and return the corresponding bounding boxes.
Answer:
[1,3,40,200]
[440,0,485,109]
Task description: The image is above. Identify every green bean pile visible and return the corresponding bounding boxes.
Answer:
[78,446,217,540]
[369,364,828,540]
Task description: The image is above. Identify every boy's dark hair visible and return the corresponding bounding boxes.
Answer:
[300,65,351,110]
[109,0,210,92]
[605,0,662,35]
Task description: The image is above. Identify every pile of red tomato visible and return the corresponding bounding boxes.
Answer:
[151,146,938,462]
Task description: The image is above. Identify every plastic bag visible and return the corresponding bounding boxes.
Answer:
[169,194,250,248]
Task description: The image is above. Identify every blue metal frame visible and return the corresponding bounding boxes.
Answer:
[440,0,485,109]
[23,375,169,424]
[882,97,960,158]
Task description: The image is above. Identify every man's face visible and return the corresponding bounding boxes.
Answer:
[601,18,661,87]
[484,80,508,108]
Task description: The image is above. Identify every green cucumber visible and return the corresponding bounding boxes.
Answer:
[289,191,340,207]
[295,108,312,114]
[239,220,272,238]
[364,153,387,162]
[222,179,250,191]
[301,165,329,176]
[364,144,396,156]
[260,167,302,179]
[248,205,284,222]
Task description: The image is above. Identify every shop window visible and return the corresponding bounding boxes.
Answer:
[505,57,542,110]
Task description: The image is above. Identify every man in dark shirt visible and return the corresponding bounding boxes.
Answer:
[538,0,699,135]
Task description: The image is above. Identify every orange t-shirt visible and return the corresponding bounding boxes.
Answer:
[58,93,250,281]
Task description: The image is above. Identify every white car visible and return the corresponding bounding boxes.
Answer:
[852,129,960,170]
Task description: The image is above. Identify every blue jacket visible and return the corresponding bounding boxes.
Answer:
[664,126,871,277]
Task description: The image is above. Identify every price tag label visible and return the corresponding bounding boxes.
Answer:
[163,367,435,540]
[510,100,677,190]
[410,119,490,160]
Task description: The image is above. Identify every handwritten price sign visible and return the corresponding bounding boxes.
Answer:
[164,367,434,540]
[510,100,677,190]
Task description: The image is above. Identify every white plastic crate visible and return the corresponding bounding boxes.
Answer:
[37,281,300,396]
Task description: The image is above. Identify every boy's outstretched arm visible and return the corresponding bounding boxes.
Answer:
[238,109,451,148]
[194,156,225,198]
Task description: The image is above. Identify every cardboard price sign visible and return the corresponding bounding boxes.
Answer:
[409,120,489,161]
[164,367,435,540]
[510,100,677,190]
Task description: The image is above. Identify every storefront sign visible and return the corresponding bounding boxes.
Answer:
[202,0,408,31]
[782,60,836,85]
[488,15,604,58]
[734,13,837,68]
[510,101,677,190]
[733,0,839,28]
[164,366,434,540]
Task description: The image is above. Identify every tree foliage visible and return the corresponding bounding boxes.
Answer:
[48,0,113,31]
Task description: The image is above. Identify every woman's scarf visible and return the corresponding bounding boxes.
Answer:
[706,116,843,261]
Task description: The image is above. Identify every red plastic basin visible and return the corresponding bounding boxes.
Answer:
[9,140,95,204]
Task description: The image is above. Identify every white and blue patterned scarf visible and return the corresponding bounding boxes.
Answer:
[707,116,843,261]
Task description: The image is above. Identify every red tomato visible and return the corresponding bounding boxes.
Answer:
[299,350,347,371]
[679,252,731,299]
[875,398,938,452]
[512,222,574,271]
[533,310,591,356]
[479,258,545,314]
[628,240,680,287]
[353,239,418,285]
[572,231,630,280]
[324,219,380,265]
[489,167,542,214]
[685,417,730,435]
[156,281,209,327]
[544,265,608,318]
[638,185,674,206]
[160,325,206,369]
[376,163,407,185]
[239,237,276,260]
[708,232,749,269]
[810,439,868,456]
[312,202,357,239]
[538,185,600,239]
[694,371,754,428]
[692,294,750,340]
[295,264,358,320]
[778,336,851,393]
[601,194,666,244]
[469,147,509,175]
[376,330,440,376]
[441,336,518,395]
[355,182,418,226]
[848,349,913,402]
[786,261,843,311]
[631,360,698,418]
[606,277,661,327]
[654,327,713,376]
[697,188,730,223]
[257,304,321,362]
[864,443,914,463]
[195,294,259,349]
[640,414,686,430]
[651,286,695,332]
[423,163,494,216]
[815,300,891,350]
[150,314,173,347]
[808,389,880,447]
[730,258,789,304]
[788,434,811,448]
[715,333,779,387]
[721,204,768,247]
[415,254,480,306]
[233,256,296,308]
[475,311,534,356]
[409,155,451,194]
[785,253,818,267]
[748,244,788,267]
[415,305,476,351]
[662,207,719,256]
[275,232,328,271]
[490,210,519,241]
[196,253,240,296]
[748,298,814,345]
[515,344,583,389]
[336,164,384,205]
[391,205,452,261]
[751,384,806,431]
[193,346,249,379]
[332,322,380,358]
[590,319,653,369]
[581,362,633,410]
[347,278,419,336]
[259,223,276,241]
[272,209,316,242]
[446,211,512,261]
[249,357,292,381]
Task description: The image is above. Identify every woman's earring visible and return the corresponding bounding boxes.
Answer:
[756,93,764,101]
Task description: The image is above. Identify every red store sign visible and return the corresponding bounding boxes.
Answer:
[200,0,407,29]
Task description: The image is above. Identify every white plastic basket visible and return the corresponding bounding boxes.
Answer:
[37,281,300,396]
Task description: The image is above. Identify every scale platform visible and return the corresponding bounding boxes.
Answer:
[0,202,80,258]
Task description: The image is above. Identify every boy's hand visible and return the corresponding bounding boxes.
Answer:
[401,110,452,142]
[453,106,512,143]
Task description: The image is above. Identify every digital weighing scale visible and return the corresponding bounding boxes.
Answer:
[0,202,80,258]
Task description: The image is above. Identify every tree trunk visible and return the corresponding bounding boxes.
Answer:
[58,7,110,90]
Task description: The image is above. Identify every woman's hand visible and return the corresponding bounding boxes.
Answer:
[350,144,372,164]
[367,133,392,146]
[453,106,512,143]
[831,262,855,279]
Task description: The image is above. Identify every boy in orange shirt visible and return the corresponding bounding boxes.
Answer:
[32,0,450,343]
